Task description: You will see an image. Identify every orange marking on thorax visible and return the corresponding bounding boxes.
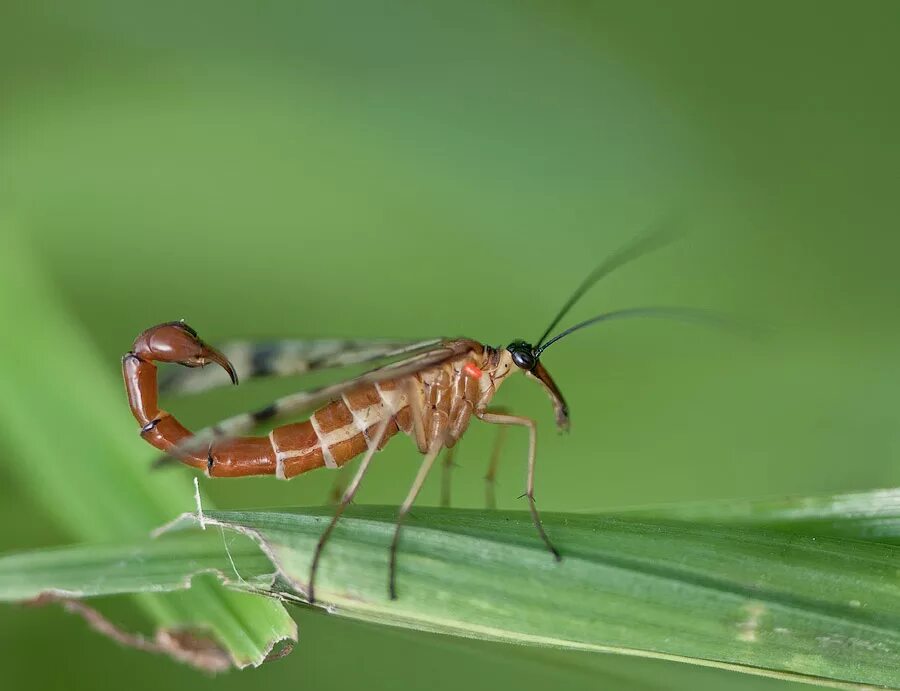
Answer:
[462,362,483,379]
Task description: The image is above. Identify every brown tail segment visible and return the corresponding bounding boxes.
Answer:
[122,321,279,476]
[122,321,410,479]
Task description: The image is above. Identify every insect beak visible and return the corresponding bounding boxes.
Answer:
[526,362,569,431]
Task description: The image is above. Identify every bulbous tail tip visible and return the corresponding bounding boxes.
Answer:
[132,320,239,385]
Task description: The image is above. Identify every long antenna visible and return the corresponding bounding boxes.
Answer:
[534,220,682,348]
[535,306,729,357]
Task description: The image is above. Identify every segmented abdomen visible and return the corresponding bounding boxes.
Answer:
[266,380,412,479]
[123,323,486,481]
[206,355,485,478]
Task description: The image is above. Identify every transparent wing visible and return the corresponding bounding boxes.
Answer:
[159,338,443,395]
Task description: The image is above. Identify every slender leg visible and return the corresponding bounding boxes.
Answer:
[404,377,427,453]
[308,416,391,604]
[388,438,444,600]
[477,412,561,561]
[440,445,456,508]
[483,425,509,510]
[327,464,351,505]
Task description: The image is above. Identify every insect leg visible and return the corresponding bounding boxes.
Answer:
[327,466,349,505]
[477,412,560,561]
[439,446,456,508]
[307,415,392,605]
[479,405,510,510]
[404,377,427,453]
[388,436,444,600]
[483,425,509,511]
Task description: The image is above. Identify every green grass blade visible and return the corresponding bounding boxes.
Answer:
[1,493,897,688]
[0,531,273,602]
[0,231,296,668]
[627,489,900,544]
[182,505,898,689]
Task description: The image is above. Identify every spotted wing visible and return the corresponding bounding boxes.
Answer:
[159,338,478,463]
[159,338,443,395]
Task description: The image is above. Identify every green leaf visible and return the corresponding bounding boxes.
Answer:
[626,489,900,545]
[3,493,898,689]
[0,230,296,669]
[182,505,900,689]
[0,531,274,602]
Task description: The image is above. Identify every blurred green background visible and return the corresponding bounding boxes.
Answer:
[1,1,898,689]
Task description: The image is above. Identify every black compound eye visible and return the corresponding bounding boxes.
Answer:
[511,349,536,370]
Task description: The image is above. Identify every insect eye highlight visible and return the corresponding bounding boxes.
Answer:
[507,342,537,370]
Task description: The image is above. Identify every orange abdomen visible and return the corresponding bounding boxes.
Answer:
[123,321,486,481]
[204,380,413,478]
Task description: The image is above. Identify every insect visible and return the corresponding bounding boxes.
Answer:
[122,228,706,602]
